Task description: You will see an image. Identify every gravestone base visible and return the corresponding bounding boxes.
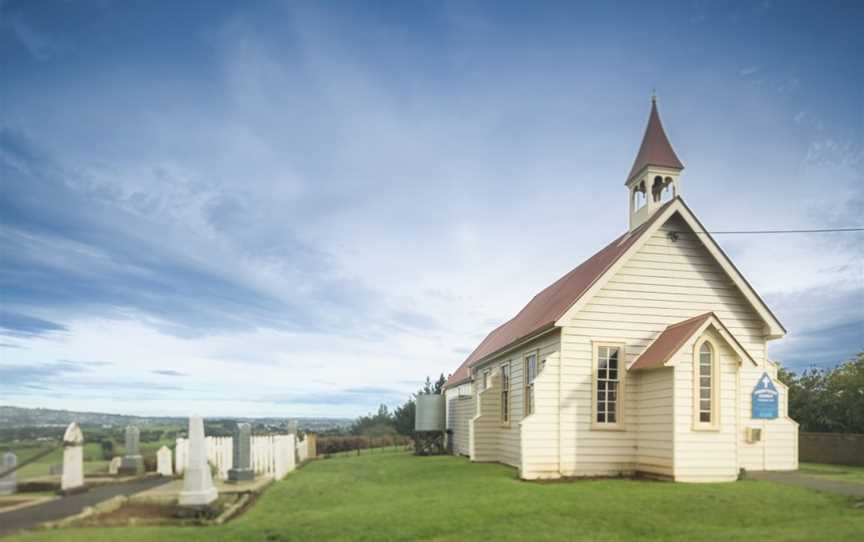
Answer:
[58,485,89,496]
[178,485,218,507]
[0,480,16,495]
[227,468,254,483]
[175,502,219,519]
[119,455,144,475]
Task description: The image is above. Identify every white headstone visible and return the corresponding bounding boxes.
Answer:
[156,446,173,476]
[61,422,84,491]
[108,456,122,475]
[178,416,217,507]
[0,452,17,495]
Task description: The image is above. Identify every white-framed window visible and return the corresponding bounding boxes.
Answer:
[482,369,490,391]
[500,362,510,424]
[592,342,625,428]
[694,339,718,429]
[524,350,539,416]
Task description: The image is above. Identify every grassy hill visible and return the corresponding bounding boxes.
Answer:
[6,452,864,541]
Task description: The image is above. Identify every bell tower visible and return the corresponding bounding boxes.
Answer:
[626,95,684,230]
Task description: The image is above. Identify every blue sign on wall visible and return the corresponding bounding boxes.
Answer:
[751,373,779,419]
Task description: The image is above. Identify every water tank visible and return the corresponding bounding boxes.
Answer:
[415,394,445,432]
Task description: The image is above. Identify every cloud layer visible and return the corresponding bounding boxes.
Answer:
[0,0,861,416]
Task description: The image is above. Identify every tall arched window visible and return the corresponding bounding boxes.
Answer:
[697,342,714,424]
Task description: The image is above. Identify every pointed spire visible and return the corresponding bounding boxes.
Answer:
[626,96,684,184]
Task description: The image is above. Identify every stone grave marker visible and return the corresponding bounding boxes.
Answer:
[156,446,173,476]
[108,456,122,475]
[0,452,17,495]
[61,422,84,492]
[119,425,144,475]
[178,416,217,507]
[228,423,254,482]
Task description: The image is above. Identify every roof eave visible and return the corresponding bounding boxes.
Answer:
[467,323,558,370]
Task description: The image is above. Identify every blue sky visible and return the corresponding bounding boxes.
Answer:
[1,0,861,417]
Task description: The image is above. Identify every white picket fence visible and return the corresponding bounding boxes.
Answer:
[175,433,311,480]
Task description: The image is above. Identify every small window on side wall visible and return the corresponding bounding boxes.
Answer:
[524,351,539,416]
[500,362,510,423]
[593,343,624,428]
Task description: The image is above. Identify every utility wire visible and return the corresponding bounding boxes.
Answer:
[675,227,864,235]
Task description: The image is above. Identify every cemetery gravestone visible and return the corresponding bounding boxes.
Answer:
[119,425,144,475]
[108,456,122,475]
[228,423,254,482]
[61,422,85,492]
[156,446,173,476]
[0,452,17,495]
[178,416,218,507]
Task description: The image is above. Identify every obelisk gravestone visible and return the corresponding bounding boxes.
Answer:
[178,416,218,507]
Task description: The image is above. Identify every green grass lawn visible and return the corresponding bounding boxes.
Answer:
[7,453,864,542]
[800,462,864,483]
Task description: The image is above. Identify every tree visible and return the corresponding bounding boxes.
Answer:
[393,398,415,437]
[101,439,115,460]
[778,352,863,433]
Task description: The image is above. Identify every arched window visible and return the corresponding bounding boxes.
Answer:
[697,342,714,424]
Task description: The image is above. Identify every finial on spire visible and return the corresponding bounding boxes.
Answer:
[651,88,657,104]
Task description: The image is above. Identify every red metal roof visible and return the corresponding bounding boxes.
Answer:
[626,99,684,183]
[444,200,676,388]
[628,313,713,371]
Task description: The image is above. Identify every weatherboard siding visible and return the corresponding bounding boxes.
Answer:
[469,331,560,472]
[559,214,769,476]
[738,361,798,471]
[672,327,739,482]
[635,367,674,477]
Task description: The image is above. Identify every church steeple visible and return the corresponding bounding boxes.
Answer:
[626,96,684,230]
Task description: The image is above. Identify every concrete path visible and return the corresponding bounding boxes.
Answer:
[748,471,864,498]
[0,477,170,538]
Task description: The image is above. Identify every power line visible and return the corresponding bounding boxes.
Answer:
[675,227,864,235]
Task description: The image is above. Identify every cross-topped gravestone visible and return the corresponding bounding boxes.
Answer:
[0,452,17,495]
[228,422,254,482]
[119,425,144,475]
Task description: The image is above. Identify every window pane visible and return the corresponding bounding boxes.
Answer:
[700,412,711,423]
[608,382,618,394]
[598,381,607,391]
[608,390,617,402]
[608,402,616,414]
[597,412,605,423]
[700,377,711,387]
[700,399,711,411]
[700,389,710,400]
[598,368,607,380]
[608,369,617,381]
[607,413,616,423]
[597,391,606,402]
[608,348,619,364]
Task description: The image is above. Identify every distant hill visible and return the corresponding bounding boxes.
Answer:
[0,405,352,432]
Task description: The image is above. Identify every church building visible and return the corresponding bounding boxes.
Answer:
[443,99,798,482]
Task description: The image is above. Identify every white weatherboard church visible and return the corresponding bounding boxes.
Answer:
[443,99,798,482]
